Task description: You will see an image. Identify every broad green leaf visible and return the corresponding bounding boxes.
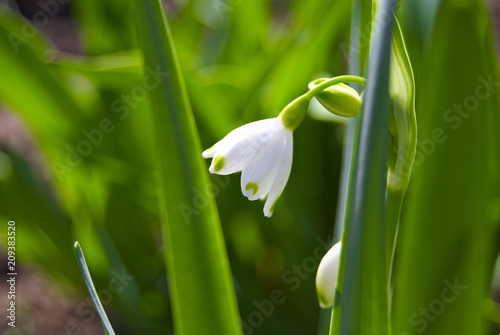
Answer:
[393,0,500,334]
[331,0,396,334]
[131,0,242,334]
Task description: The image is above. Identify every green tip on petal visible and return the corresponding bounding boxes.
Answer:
[213,155,225,172]
[270,196,279,214]
[245,182,259,196]
[317,292,331,309]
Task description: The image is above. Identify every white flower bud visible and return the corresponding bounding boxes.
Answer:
[315,241,342,308]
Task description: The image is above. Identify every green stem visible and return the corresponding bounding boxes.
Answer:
[305,75,366,99]
[280,75,366,130]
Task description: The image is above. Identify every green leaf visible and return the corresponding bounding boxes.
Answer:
[0,7,87,282]
[131,1,242,334]
[393,0,500,334]
[74,241,116,335]
[385,16,417,273]
[334,0,374,242]
[349,0,373,77]
[331,0,397,334]
[71,0,137,55]
[0,8,87,142]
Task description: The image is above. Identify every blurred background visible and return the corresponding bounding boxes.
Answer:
[0,0,499,334]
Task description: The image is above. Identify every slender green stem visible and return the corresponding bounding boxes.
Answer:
[305,75,366,99]
[280,75,366,130]
[74,241,116,335]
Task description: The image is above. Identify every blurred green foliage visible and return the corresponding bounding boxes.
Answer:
[394,0,500,334]
[0,0,499,334]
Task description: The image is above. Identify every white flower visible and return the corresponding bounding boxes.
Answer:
[315,241,342,308]
[202,117,293,217]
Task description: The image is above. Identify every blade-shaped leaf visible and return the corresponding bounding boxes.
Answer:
[385,16,417,273]
[334,0,374,242]
[331,0,397,333]
[131,1,242,334]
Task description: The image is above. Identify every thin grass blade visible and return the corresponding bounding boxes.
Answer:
[74,241,116,335]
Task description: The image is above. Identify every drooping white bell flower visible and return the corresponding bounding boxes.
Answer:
[202,93,310,217]
[202,75,365,217]
[315,241,342,308]
[202,117,294,217]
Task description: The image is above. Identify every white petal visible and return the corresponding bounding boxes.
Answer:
[204,118,276,157]
[315,242,342,308]
[204,118,281,175]
[240,131,287,200]
[263,130,293,217]
[202,147,216,158]
[211,130,276,175]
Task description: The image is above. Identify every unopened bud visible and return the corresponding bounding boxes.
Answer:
[308,79,362,117]
[315,241,342,308]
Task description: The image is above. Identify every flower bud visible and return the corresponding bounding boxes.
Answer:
[308,79,362,117]
[315,241,342,308]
